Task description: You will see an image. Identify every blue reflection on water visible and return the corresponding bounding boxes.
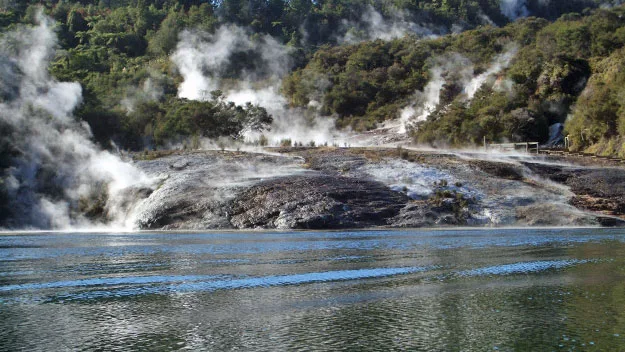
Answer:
[1,228,625,351]
[0,274,225,292]
[29,267,428,303]
[1,228,624,262]
[459,259,590,277]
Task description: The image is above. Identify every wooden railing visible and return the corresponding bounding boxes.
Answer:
[538,149,625,163]
[485,141,539,154]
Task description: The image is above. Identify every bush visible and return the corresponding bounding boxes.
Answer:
[258,134,268,147]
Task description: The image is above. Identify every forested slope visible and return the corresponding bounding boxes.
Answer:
[0,0,618,150]
[284,6,625,153]
[3,0,625,227]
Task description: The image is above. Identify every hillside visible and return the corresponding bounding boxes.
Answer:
[284,7,625,154]
[0,0,621,151]
[3,0,625,228]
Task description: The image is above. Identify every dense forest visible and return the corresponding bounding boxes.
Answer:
[3,0,625,225]
[284,9,625,150]
[1,0,625,157]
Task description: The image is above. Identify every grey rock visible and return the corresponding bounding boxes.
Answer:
[229,175,410,229]
[132,151,305,229]
[127,148,625,230]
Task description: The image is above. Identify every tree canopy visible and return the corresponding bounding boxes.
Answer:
[1,0,625,154]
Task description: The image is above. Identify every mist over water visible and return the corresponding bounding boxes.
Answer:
[0,14,153,230]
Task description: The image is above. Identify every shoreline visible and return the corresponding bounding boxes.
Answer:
[0,225,620,236]
[8,146,625,232]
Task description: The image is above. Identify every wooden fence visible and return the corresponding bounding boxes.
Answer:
[485,141,540,154]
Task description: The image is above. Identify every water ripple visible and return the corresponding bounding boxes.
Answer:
[458,259,590,277]
[2,229,625,351]
[0,274,224,292]
[0,266,428,304]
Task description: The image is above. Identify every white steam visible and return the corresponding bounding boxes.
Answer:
[399,68,445,133]
[464,45,518,100]
[500,0,530,20]
[0,13,153,229]
[172,25,349,146]
[173,25,291,100]
[121,75,164,112]
[478,10,497,26]
[600,0,625,8]
[398,46,517,133]
[398,54,474,133]
[498,0,617,20]
[340,5,439,44]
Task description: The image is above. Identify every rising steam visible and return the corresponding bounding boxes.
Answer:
[172,25,348,146]
[0,13,153,229]
[398,54,473,133]
[173,25,291,101]
[399,47,518,133]
[339,5,439,44]
[398,68,445,133]
[500,0,530,20]
[463,45,518,100]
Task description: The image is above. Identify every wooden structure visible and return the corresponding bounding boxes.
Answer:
[538,149,625,164]
[484,141,540,154]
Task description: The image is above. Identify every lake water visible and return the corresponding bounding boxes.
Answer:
[1,228,625,351]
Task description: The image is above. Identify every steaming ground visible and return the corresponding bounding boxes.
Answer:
[112,3,625,230]
[0,12,528,230]
[0,14,154,230]
[131,151,306,229]
[3,10,625,231]
[170,24,355,148]
[127,147,625,230]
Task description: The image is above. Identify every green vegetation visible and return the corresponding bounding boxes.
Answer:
[284,5,625,152]
[283,25,517,131]
[566,47,625,156]
[118,94,272,148]
[429,179,473,221]
[1,0,625,156]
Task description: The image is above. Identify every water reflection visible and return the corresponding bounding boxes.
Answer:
[0,229,624,351]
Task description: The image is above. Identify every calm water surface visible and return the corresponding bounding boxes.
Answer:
[1,228,625,351]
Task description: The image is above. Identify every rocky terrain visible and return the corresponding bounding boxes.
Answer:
[127,147,625,230]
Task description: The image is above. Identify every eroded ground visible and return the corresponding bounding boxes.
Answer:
[126,147,625,230]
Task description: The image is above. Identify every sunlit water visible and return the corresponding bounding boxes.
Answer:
[1,228,625,351]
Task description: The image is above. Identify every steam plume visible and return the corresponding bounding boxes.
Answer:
[339,5,439,44]
[173,25,291,101]
[121,74,165,112]
[0,13,152,229]
[399,54,474,133]
[398,46,517,133]
[172,25,348,146]
[500,0,530,20]
[464,45,518,100]
[399,68,445,133]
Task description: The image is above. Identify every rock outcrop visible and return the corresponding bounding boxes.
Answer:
[229,175,409,229]
[521,161,625,219]
[128,148,625,230]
